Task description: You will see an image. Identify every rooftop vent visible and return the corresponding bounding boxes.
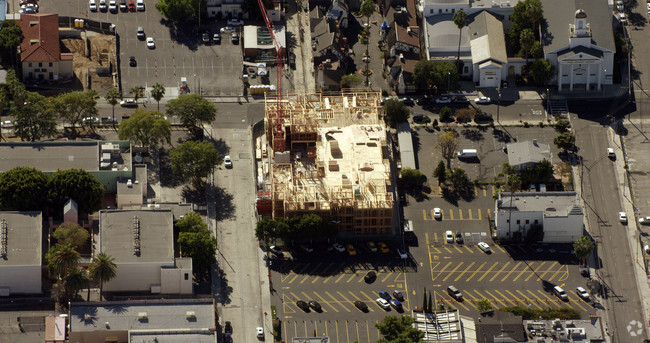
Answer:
[133,216,141,255]
[0,220,7,257]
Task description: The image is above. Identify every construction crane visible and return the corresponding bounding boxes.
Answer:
[256,0,285,152]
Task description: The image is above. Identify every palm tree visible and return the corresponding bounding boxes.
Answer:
[88,252,117,301]
[105,88,120,131]
[573,236,594,266]
[453,9,468,73]
[46,243,81,279]
[130,86,143,103]
[63,267,88,302]
[151,83,166,111]
[520,29,535,67]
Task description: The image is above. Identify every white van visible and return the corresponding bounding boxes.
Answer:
[457,149,477,159]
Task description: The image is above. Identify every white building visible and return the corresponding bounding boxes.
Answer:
[542,0,615,91]
[207,0,244,19]
[0,212,42,295]
[98,209,193,294]
[495,192,583,243]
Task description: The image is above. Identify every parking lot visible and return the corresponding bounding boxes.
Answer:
[38,0,244,96]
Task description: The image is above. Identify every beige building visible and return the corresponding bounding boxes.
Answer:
[19,14,73,82]
[265,91,395,235]
[0,211,42,295]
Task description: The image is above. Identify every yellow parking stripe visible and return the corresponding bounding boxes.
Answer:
[556,264,569,282]
[336,291,355,312]
[299,274,312,284]
[334,273,347,283]
[466,262,486,282]
[508,290,541,309]
[454,245,463,253]
[423,209,430,221]
[527,290,552,308]
[381,272,394,283]
[513,262,533,282]
[525,262,547,282]
[313,292,336,312]
[495,245,506,253]
[443,246,453,253]
[436,290,471,311]
[433,262,453,281]
[442,262,465,282]
[458,209,463,220]
[494,290,515,307]
[300,291,325,313]
[464,245,474,254]
[297,263,313,274]
[433,232,439,243]
[454,262,475,282]
[515,290,543,309]
[324,291,350,312]
[288,273,302,284]
[536,262,557,281]
[477,208,482,220]
[483,290,509,308]
[548,267,566,282]
[501,262,522,282]
[468,209,473,220]
[489,262,509,282]
[448,209,454,220]
[567,294,589,312]
[346,272,357,283]
[348,291,374,312]
[288,292,301,302]
[480,262,500,282]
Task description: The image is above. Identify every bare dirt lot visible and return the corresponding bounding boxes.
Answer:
[61,32,117,92]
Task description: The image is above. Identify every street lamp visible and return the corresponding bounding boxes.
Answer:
[497,90,501,123]
[446,72,451,94]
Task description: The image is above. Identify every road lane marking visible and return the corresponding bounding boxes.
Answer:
[513,262,534,282]
[454,262,475,282]
[501,262,522,282]
[480,262,501,282]
[466,262,486,282]
[525,262,547,282]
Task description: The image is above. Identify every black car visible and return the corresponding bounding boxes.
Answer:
[308,301,322,312]
[354,300,368,312]
[269,245,282,256]
[400,97,414,106]
[364,271,376,283]
[474,112,493,123]
[202,31,210,44]
[129,56,136,67]
[455,231,464,244]
[452,95,469,104]
[224,321,232,334]
[296,300,310,312]
[392,290,404,300]
[416,97,432,105]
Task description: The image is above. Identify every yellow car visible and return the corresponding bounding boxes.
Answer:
[346,244,357,256]
[378,242,389,253]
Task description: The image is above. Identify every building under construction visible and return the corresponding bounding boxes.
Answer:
[264,90,395,235]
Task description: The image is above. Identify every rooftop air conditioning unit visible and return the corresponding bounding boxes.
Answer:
[84,314,93,320]
[127,179,132,187]
[137,312,148,319]
[186,311,196,319]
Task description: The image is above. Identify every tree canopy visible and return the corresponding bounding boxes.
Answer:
[508,0,543,53]
[46,243,81,279]
[151,82,166,111]
[169,140,221,181]
[53,223,89,250]
[88,252,117,301]
[340,74,363,88]
[175,212,208,233]
[13,91,58,141]
[0,166,50,211]
[530,59,555,86]
[0,21,22,68]
[448,167,471,193]
[573,236,594,266]
[383,99,410,127]
[433,161,447,185]
[166,94,217,131]
[553,132,576,151]
[438,130,458,168]
[54,90,99,135]
[413,61,458,93]
[360,0,375,21]
[179,230,217,271]
[48,169,104,214]
[155,0,197,23]
[375,315,424,343]
[118,109,171,148]
[253,214,336,242]
[400,168,427,191]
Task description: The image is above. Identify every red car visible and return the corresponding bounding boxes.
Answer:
[128,0,135,11]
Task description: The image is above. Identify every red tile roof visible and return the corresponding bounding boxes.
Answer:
[20,14,61,63]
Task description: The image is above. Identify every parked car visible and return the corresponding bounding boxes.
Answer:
[89,0,97,11]
[607,148,615,158]
[299,244,313,253]
[269,245,282,256]
[346,244,356,256]
[389,299,402,310]
[308,301,322,312]
[20,3,38,13]
[392,290,404,300]
[434,208,442,220]
[213,33,221,44]
[119,0,127,11]
[228,18,244,26]
[445,230,454,243]
[231,32,239,44]
[99,0,107,11]
[364,271,376,283]
[256,326,264,339]
[553,286,568,301]
[137,27,145,40]
[378,291,391,300]
[146,37,155,49]
[354,300,368,312]
[128,0,135,11]
[412,114,427,123]
[455,231,464,244]
[296,300,310,312]
[619,212,627,224]
[477,242,491,253]
[447,285,463,301]
[376,298,390,310]
[399,97,414,106]
[474,96,491,104]
[416,97,431,105]
[332,243,345,252]
[639,216,650,225]
[224,321,232,334]
[474,112,493,122]
[397,248,408,259]
[378,242,389,253]
[435,96,452,104]
[129,56,137,67]
[202,31,210,44]
[224,155,232,168]
[136,0,144,11]
[120,99,137,107]
[220,26,235,33]
[366,241,378,253]
[576,287,590,301]
[452,95,469,104]
[108,0,117,12]
[82,117,100,125]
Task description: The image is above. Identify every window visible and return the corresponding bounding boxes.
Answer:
[451,8,455,13]
[49,62,53,67]
[38,62,42,67]
[28,63,32,67]
[525,220,530,224]
[534,220,539,224]
[184,273,189,280]
[506,220,510,223]
[430,9,433,14]
[516,220,520,224]
[463,66,469,73]
[439,9,442,13]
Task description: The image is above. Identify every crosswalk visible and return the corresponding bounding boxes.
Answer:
[278,262,408,285]
[281,289,410,314]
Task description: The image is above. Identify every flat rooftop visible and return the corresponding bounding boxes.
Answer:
[69,300,215,332]
[0,141,130,172]
[0,211,42,267]
[99,209,173,263]
[498,192,583,217]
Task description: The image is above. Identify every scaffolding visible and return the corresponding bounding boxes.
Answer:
[265,90,394,235]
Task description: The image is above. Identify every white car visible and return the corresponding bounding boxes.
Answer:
[108,0,117,12]
[82,117,100,125]
[474,96,491,104]
[433,208,442,220]
[146,37,155,49]
[227,18,244,26]
[376,298,390,309]
[619,212,627,223]
[99,0,107,11]
[607,148,615,157]
[220,26,235,33]
[332,243,345,252]
[2,120,13,127]
[136,0,144,11]
[89,0,97,11]
[256,326,264,338]
[445,230,454,243]
[397,248,408,259]
[478,242,491,253]
[223,155,232,168]
[120,99,137,107]
[639,217,650,225]
[576,287,590,301]
[435,97,452,104]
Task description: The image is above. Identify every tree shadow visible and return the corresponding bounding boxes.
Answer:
[212,184,236,221]
[160,19,200,51]
[158,148,185,187]
[460,128,484,142]
[492,128,513,143]
[181,182,207,205]
[213,265,233,305]
[104,303,128,314]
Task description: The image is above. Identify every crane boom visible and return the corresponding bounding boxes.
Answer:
[256,0,285,152]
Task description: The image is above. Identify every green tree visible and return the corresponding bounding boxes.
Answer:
[529,41,543,59]
[384,99,410,127]
[439,106,453,123]
[0,21,22,68]
[360,0,375,62]
[501,162,515,175]
[400,168,427,190]
[62,267,88,301]
[1,69,26,110]
[166,94,217,132]
[554,119,571,134]
[477,298,493,312]
[118,109,171,149]
[178,230,217,271]
[534,159,554,182]
[0,166,49,211]
[553,132,576,151]
[573,236,594,266]
[53,223,89,250]
[519,28,535,65]
[175,212,208,233]
[508,0,543,53]
[449,168,470,193]
[375,315,424,343]
[54,90,99,136]
[151,82,166,111]
[438,130,458,168]
[46,243,81,279]
[255,217,278,247]
[413,60,458,93]
[530,59,556,86]
[453,10,468,71]
[169,140,221,181]
[88,252,117,301]
[130,86,144,102]
[105,88,121,130]
[155,0,195,23]
[48,169,104,214]
[340,74,363,88]
[12,91,58,141]
[433,160,446,185]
